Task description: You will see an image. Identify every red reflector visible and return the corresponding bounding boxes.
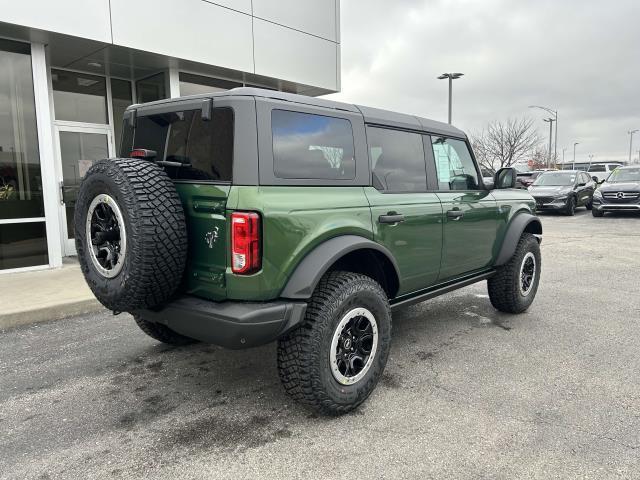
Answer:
[231,212,261,274]
[130,148,157,159]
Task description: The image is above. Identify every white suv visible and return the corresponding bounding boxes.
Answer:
[588,163,623,183]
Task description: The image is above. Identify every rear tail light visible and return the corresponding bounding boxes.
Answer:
[231,212,261,274]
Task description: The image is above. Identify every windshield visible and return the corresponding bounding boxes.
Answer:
[532,171,576,186]
[606,167,640,183]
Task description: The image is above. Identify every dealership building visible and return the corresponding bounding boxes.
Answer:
[0,0,341,272]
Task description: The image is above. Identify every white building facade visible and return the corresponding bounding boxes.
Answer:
[0,0,341,272]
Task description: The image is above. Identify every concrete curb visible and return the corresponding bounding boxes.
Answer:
[0,260,106,332]
[1,299,105,331]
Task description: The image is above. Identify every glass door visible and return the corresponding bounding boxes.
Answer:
[55,125,113,255]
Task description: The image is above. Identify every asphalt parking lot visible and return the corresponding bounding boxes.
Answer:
[1,209,639,479]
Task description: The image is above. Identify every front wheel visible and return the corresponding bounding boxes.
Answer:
[592,208,604,217]
[277,271,392,415]
[488,233,541,314]
[564,196,576,216]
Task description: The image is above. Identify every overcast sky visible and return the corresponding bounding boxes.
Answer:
[326,0,640,164]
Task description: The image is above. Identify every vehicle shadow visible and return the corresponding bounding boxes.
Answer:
[5,290,511,476]
[102,289,504,435]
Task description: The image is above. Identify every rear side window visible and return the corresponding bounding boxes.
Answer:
[272,110,355,180]
[431,137,480,191]
[588,165,605,172]
[367,126,427,192]
[130,107,233,181]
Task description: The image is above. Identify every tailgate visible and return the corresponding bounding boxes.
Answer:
[175,183,230,301]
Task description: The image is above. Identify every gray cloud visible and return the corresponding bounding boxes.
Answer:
[327,0,640,163]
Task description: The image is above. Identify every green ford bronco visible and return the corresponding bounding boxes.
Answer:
[75,88,542,415]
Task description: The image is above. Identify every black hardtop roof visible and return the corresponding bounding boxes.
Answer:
[128,87,466,139]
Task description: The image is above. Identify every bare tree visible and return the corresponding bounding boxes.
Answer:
[471,117,543,173]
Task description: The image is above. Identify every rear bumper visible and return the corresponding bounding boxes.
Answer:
[135,296,307,349]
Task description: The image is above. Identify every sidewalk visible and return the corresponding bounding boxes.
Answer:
[0,258,104,331]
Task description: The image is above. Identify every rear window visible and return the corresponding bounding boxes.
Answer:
[271,110,355,180]
[127,107,233,181]
[367,126,427,192]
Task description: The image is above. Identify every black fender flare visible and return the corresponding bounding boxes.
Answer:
[494,213,542,266]
[280,235,401,300]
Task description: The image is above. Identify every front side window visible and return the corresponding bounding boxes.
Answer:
[367,127,426,192]
[272,110,355,180]
[132,108,233,181]
[431,137,480,190]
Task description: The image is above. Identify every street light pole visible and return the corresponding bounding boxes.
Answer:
[573,142,579,169]
[438,73,464,124]
[628,129,639,163]
[529,105,558,164]
[588,154,595,168]
[562,147,567,163]
[543,118,555,168]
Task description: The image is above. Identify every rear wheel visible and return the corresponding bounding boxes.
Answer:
[134,316,196,346]
[277,271,392,415]
[488,233,541,314]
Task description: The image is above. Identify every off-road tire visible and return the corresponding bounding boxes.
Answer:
[592,208,604,217]
[488,233,541,314]
[75,158,187,312]
[133,315,196,346]
[565,195,576,216]
[277,271,392,415]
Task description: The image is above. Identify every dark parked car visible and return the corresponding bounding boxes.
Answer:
[591,166,640,217]
[528,170,596,215]
[517,170,543,189]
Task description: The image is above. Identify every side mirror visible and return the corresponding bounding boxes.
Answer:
[493,167,517,189]
[591,176,599,182]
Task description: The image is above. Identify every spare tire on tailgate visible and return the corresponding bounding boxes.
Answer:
[74,158,187,312]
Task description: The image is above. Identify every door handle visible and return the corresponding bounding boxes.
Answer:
[378,212,405,224]
[446,208,464,220]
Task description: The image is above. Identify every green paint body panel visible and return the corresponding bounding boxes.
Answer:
[364,187,443,295]
[174,183,230,301]
[435,190,500,281]
[175,181,537,304]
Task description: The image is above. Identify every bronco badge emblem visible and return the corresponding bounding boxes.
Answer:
[205,227,219,248]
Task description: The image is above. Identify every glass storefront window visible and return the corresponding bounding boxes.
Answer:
[0,39,48,269]
[136,73,167,103]
[110,79,133,152]
[52,69,108,124]
[0,222,48,270]
[178,72,241,96]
